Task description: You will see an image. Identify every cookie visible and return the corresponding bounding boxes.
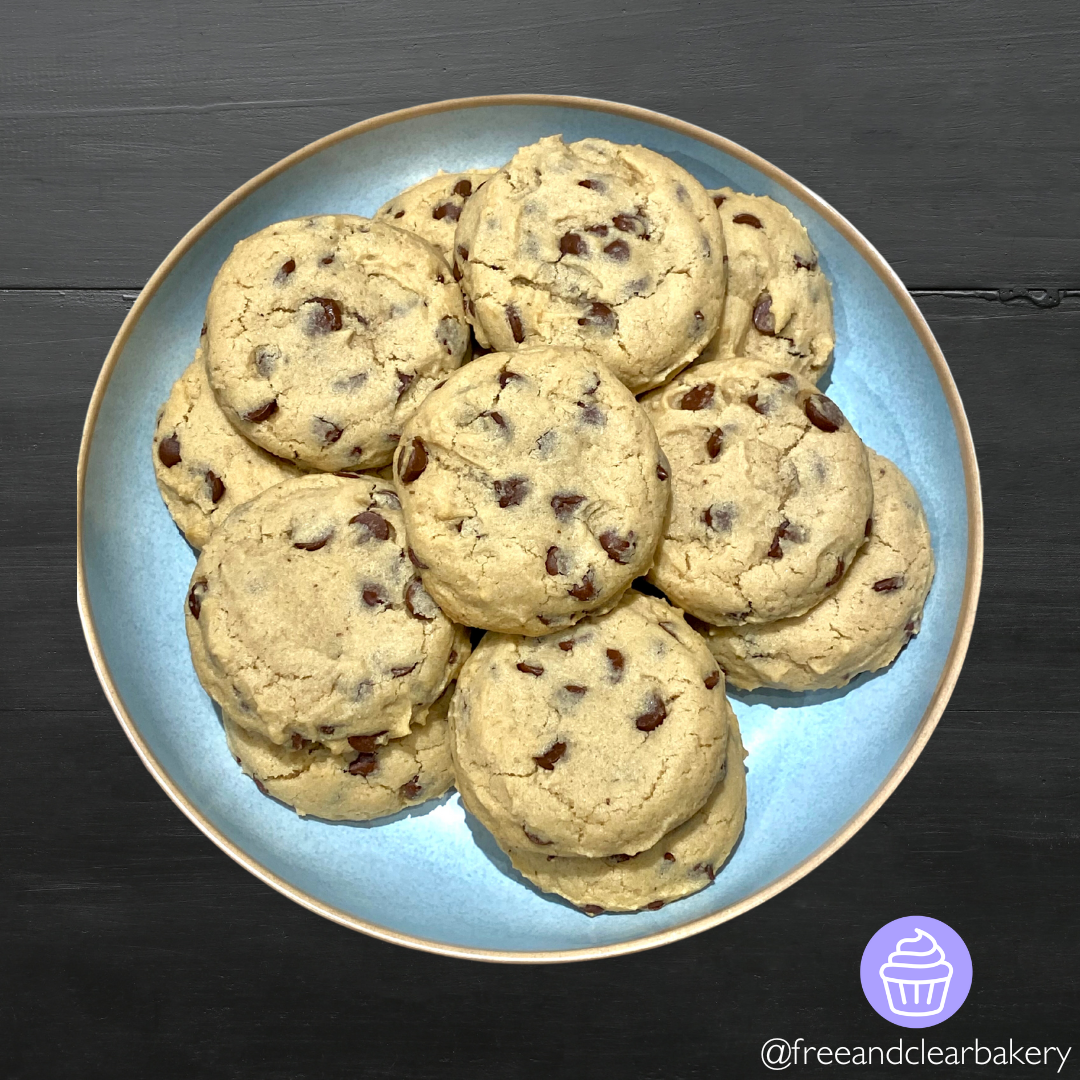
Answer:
[152,345,302,549]
[448,591,729,859]
[502,712,745,913]
[224,682,456,821]
[375,169,498,263]
[185,473,470,756]
[393,348,669,635]
[642,357,873,626]
[705,451,934,691]
[453,135,726,393]
[203,215,469,472]
[697,188,834,381]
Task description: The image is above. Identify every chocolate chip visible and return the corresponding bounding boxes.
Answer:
[408,547,429,569]
[187,579,207,620]
[399,437,428,483]
[564,684,587,695]
[253,347,278,378]
[506,305,525,343]
[747,393,770,415]
[523,826,552,846]
[577,301,617,331]
[770,371,797,386]
[612,212,645,234]
[865,517,874,538]
[312,417,343,446]
[576,401,605,426]
[533,741,567,771]
[904,619,917,642]
[646,900,665,911]
[362,584,388,608]
[348,732,386,754]
[334,470,365,479]
[432,201,461,222]
[157,433,182,468]
[479,409,506,431]
[568,569,597,601]
[276,258,296,282]
[551,493,586,520]
[608,853,633,864]
[694,862,717,880]
[375,488,401,509]
[678,383,714,410]
[663,852,676,862]
[704,670,721,689]
[803,393,846,433]
[585,224,609,236]
[767,522,787,558]
[560,232,588,256]
[321,255,334,265]
[545,546,564,576]
[349,511,393,542]
[657,460,669,481]
[405,578,435,621]
[319,725,336,735]
[603,239,630,261]
[400,775,423,800]
[245,399,279,423]
[578,178,604,191]
[733,212,763,229]
[659,621,680,640]
[582,904,604,916]
[456,244,469,263]
[752,293,776,335]
[872,575,905,592]
[498,365,521,389]
[392,209,404,218]
[684,613,712,634]
[293,530,333,551]
[826,558,846,588]
[557,641,575,654]
[517,662,544,676]
[794,253,818,271]
[599,530,635,564]
[395,370,414,402]
[391,662,419,678]
[494,477,529,508]
[253,776,269,795]
[702,505,733,532]
[306,296,343,333]
[348,752,379,777]
[706,428,724,459]
[452,263,463,282]
[452,178,473,198]
[606,648,625,678]
[635,693,667,732]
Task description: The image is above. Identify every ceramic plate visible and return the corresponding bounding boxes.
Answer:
[78,95,982,962]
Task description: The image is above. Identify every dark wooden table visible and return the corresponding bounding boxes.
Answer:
[3,3,1077,1077]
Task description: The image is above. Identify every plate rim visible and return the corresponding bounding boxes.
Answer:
[76,93,984,964]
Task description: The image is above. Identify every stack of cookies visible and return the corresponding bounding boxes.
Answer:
[154,132,934,915]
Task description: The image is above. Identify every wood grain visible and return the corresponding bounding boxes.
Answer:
[2,289,1077,1077]
[2,0,1078,289]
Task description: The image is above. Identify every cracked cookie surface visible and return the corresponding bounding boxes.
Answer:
[224,682,456,821]
[643,357,873,626]
[375,169,498,263]
[153,343,303,549]
[452,135,726,393]
[203,215,468,471]
[705,450,934,690]
[185,473,470,754]
[393,347,669,635]
[696,188,835,382]
[501,711,745,913]
[448,591,729,859]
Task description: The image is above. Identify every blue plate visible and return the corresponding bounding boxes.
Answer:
[77,96,982,962]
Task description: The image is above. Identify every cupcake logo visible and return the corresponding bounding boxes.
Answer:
[860,917,973,1028]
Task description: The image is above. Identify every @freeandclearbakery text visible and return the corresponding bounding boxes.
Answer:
[760,1038,1072,1072]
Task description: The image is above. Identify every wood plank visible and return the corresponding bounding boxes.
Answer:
[1,0,1078,289]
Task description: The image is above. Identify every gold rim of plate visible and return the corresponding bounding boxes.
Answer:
[76,94,984,964]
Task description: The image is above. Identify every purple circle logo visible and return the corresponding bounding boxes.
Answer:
[861,916,972,1027]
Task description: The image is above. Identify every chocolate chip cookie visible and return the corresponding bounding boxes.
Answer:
[453,135,726,393]
[697,188,834,380]
[705,451,934,690]
[642,357,873,626]
[224,682,456,821]
[203,215,468,472]
[449,591,730,859]
[375,169,498,263]
[153,343,302,549]
[185,473,470,756]
[503,711,745,913]
[393,347,670,635]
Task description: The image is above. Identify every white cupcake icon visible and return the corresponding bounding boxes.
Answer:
[878,928,954,1017]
